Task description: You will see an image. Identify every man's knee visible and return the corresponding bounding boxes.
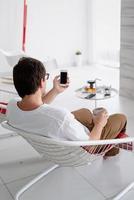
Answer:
[112,113,127,123]
[120,114,127,123]
[72,108,92,116]
[101,113,127,140]
[79,108,92,114]
[80,108,93,118]
[72,108,93,125]
[108,113,127,131]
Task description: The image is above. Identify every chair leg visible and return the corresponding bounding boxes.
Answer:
[113,181,134,200]
[15,164,59,200]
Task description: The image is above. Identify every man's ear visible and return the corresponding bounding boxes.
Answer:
[40,78,45,88]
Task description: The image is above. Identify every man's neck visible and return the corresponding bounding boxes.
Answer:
[18,91,43,111]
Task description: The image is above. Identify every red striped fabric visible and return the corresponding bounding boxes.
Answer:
[0,102,7,114]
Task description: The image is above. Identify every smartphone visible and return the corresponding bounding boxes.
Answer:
[60,70,68,85]
[85,93,96,99]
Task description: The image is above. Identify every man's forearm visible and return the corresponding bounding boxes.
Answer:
[42,89,59,104]
[89,124,103,140]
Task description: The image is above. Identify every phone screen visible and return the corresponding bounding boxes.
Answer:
[60,71,67,84]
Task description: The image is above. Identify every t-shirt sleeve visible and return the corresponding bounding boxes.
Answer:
[59,113,90,141]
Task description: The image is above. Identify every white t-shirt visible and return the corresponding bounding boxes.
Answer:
[6,99,90,141]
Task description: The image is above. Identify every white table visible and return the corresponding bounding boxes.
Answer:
[75,86,118,108]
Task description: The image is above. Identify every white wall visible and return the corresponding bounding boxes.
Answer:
[120,0,134,99]
[0,0,23,72]
[0,0,121,71]
[88,0,121,67]
[26,0,88,66]
[87,0,93,64]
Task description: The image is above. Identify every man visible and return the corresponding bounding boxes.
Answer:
[7,57,129,157]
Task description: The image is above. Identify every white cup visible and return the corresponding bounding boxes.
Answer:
[93,107,104,115]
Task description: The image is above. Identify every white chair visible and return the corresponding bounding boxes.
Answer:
[1,121,134,200]
[0,49,26,68]
[0,103,7,123]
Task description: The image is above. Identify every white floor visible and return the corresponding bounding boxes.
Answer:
[0,65,134,200]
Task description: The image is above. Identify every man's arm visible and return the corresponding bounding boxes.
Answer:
[42,75,69,104]
[89,111,108,140]
[42,88,59,104]
[89,124,103,140]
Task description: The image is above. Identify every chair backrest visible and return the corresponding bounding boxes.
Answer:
[0,49,26,67]
[2,121,134,167]
[1,121,93,167]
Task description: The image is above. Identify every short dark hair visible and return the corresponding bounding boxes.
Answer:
[13,57,46,98]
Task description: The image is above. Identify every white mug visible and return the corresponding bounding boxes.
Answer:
[93,107,104,115]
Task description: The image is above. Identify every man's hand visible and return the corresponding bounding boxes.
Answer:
[42,75,69,104]
[93,110,109,128]
[53,75,69,94]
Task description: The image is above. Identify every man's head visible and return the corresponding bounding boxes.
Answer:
[13,57,46,98]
